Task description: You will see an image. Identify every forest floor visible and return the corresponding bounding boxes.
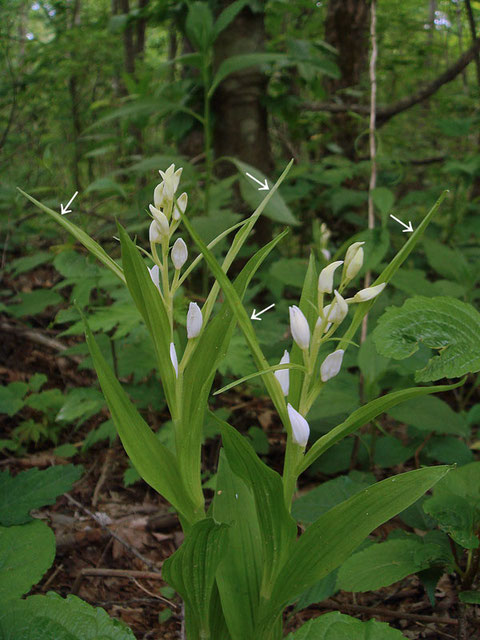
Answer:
[1,309,480,640]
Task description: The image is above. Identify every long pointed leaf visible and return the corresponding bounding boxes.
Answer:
[17,189,125,283]
[299,378,464,475]
[83,319,198,525]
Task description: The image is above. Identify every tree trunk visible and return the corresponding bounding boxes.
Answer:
[323,0,371,158]
[212,3,272,177]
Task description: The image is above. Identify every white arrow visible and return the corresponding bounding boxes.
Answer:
[60,191,79,215]
[245,172,269,191]
[390,214,413,233]
[251,303,275,321]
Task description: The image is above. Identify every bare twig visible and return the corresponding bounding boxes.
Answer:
[0,320,82,363]
[92,447,116,507]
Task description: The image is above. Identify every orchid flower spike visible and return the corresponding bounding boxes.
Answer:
[352,282,386,302]
[287,403,310,447]
[324,290,348,325]
[171,238,188,270]
[320,349,345,382]
[187,302,203,339]
[274,350,290,396]
[289,305,310,350]
[170,342,178,378]
[318,261,343,294]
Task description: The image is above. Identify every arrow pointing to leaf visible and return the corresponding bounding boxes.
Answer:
[390,214,413,233]
[246,172,269,191]
[251,303,275,321]
[60,191,79,215]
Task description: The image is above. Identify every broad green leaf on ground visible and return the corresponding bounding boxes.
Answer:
[292,472,374,525]
[285,611,406,639]
[0,382,29,416]
[336,538,436,592]
[56,387,105,425]
[0,520,55,600]
[229,158,299,226]
[260,465,450,630]
[0,592,135,639]
[0,465,83,526]
[386,395,469,436]
[162,518,229,640]
[459,591,480,604]
[423,462,480,549]
[6,290,62,318]
[423,238,472,284]
[373,296,480,382]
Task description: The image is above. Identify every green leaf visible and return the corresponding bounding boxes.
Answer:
[0,592,136,639]
[372,186,395,216]
[0,382,28,417]
[423,238,472,284]
[284,611,406,640]
[387,395,469,436]
[17,189,125,283]
[0,465,83,526]
[336,538,432,592]
[56,387,105,425]
[292,473,374,525]
[230,158,299,226]
[262,465,450,627]
[7,251,52,277]
[213,0,250,38]
[299,379,463,475]
[373,296,480,382]
[83,318,200,525]
[162,518,229,639]
[423,462,480,549]
[117,224,177,411]
[7,290,62,318]
[0,520,55,600]
[186,1,214,52]
[209,53,289,97]
[212,453,263,640]
[216,418,297,592]
[85,177,126,198]
[459,591,480,604]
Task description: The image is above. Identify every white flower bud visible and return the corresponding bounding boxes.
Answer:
[154,182,165,209]
[274,350,290,396]
[170,342,178,378]
[289,305,310,350]
[173,192,188,221]
[321,248,331,261]
[352,282,386,302]
[149,204,170,237]
[148,265,160,290]
[159,164,183,200]
[186,302,203,339]
[171,238,188,270]
[318,261,343,294]
[149,220,163,244]
[287,403,310,447]
[320,349,345,382]
[325,290,348,324]
[344,242,365,280]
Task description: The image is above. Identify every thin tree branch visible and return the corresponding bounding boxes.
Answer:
[465,0,480,87]
[302,38,480,126]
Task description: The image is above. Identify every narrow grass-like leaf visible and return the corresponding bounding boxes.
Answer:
[261,465,450,628]
[17,189,125,283]
[83,319,199,525]
[162,518,229,639]
[213,363,306,395]
[299,378,463,475]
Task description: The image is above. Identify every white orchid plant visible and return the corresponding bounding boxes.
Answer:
[19,163,455,640]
